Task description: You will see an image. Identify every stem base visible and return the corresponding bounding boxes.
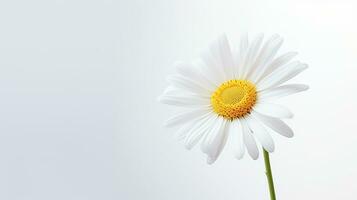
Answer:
[263,149,276,200]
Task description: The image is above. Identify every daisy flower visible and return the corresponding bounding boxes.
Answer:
[158,33,308,164]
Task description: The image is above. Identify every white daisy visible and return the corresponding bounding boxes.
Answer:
[158,34,308,164]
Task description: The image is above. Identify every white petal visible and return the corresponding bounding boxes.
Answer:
[167,75,211,96]
[161,86,183,96]
[257,61,308,90]
[191,58,221,88]
[259,84,309,100]
[201,48,226,84]
[164,108,211,127]
[201,117,228,164]
[254,103,293,118]
[229,119,245,159]
[241,118,259,160]
[158,94,210,107]
[201,116,220,153]
[236,33,249,79]
[252,111,294,138]
[256,51,298,82]
[185,113,216,150]
[240,33,249,56]
[207,120,228,164]
[206,120,229,164]
[161,88,197,100]
[174,121,196,140]
[245,115,275,152]
[175,61,217,92]
[249,36,284,81]
[241,33,264,79]
[246,34,279,79]
[209,34,235,80]
[174,112,213,140]
[259,36,283,66]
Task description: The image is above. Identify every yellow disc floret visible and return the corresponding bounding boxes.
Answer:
[211,80,257,120]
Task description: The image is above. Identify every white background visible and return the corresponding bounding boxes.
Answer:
[0,0,356,199]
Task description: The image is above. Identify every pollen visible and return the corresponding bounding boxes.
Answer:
[211,80,257,120]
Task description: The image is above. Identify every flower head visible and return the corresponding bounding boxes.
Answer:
[158,34,308,164]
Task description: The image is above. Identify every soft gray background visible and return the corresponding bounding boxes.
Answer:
[0,0,356,199]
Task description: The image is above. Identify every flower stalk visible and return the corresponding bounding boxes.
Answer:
[263,149,276,200]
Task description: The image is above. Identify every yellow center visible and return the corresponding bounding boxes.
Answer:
[211,80,257,119]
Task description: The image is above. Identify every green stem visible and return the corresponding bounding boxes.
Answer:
[263,149,276,200]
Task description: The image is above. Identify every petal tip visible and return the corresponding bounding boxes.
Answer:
[157,96,163,103]
[185,143,193,150]
[264,146,275,153]
[301,63,309,70]
[249,152,259,160]
[286,132,294,138]
[163,121,172,127]
[252,155,259,160]
[206,156,216,165]
[235,154,244,160]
